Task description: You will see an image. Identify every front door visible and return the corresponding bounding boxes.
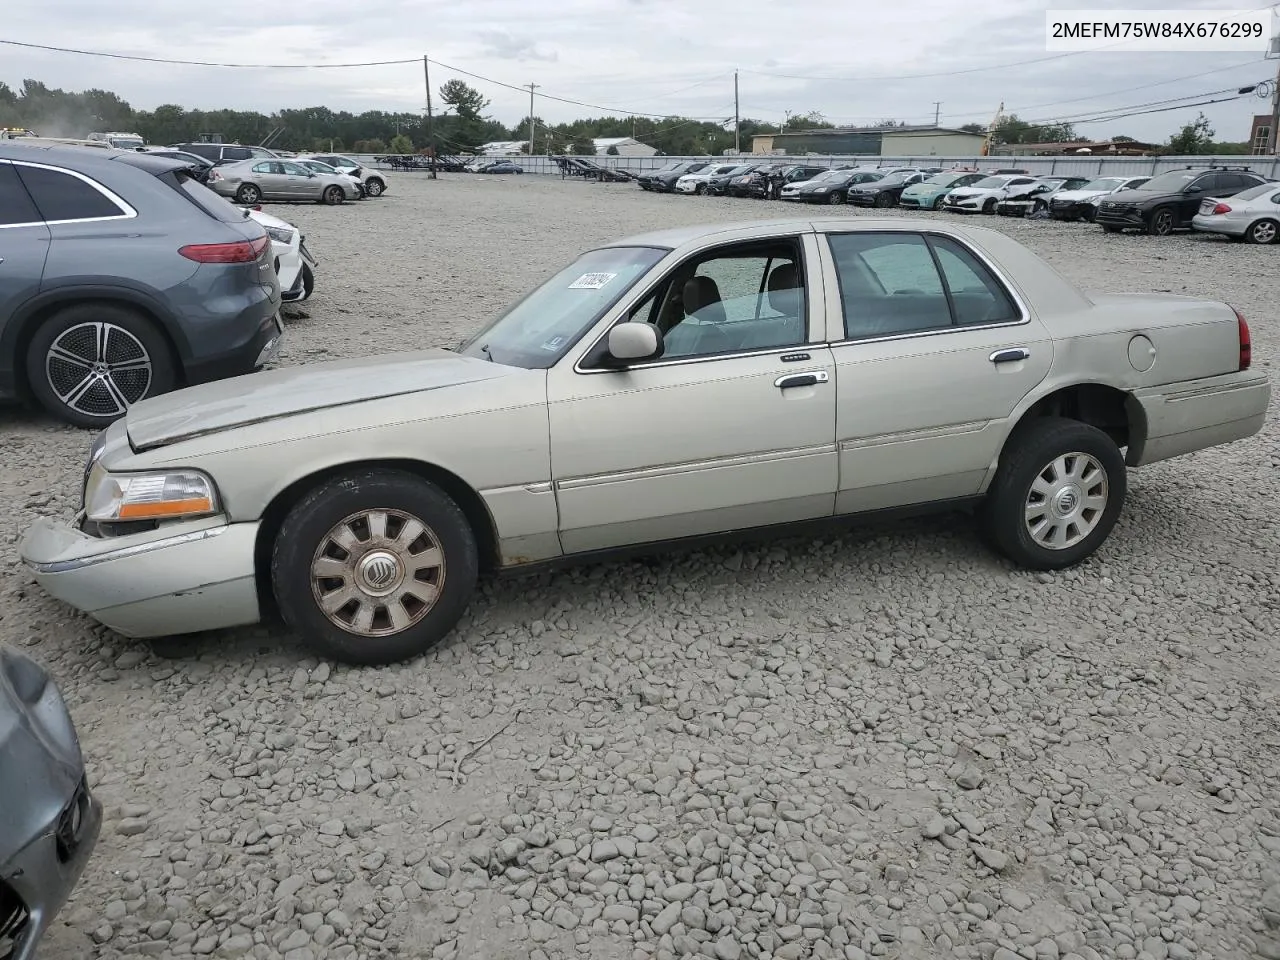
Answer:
[818,229,1053,513]
[548,234,839,554]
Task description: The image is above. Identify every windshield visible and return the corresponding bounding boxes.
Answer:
[972,176,1011,188]
[805,170,843,184]
[112,137,144,150]
[924,172,967,185]
[457,246,668,369]
[1136,171,1199,191]
[874,172,911,185]
[1080,178,1124,191]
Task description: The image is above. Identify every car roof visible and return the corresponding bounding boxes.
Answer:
[597,216,1024,251]
[0,141,189,176]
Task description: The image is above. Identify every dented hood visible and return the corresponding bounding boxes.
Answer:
[126,348,513,450]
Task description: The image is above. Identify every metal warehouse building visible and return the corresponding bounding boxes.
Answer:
[753,125,988,157]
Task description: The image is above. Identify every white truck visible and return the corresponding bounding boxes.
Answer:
[0,127,110,149]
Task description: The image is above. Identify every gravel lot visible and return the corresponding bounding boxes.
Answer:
[4,172,1280,960]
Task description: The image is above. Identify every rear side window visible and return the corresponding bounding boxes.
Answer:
[171,171,247,223]
[182,144,219,160]
[0,164,41,225]
[14,164,128,222]
[223,147,252,162]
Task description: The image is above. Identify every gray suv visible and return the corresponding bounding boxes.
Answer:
[0,143,283,428]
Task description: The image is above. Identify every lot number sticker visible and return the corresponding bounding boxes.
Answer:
[569,272,617,290]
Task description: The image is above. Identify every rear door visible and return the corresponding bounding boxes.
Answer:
[0,162,51,394]
[818,228,1053,513]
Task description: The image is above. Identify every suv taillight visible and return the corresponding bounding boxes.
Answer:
[179,235,269,263]
[1234,307,1251,371]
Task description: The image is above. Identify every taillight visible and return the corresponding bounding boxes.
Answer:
[179,235,269,263]
[208,170,222,181]
[1212,203,1232,215]
[1234,307,1251,371]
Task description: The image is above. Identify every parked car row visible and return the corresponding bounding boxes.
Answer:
[640,156,1280,244]
[155,145,390,203]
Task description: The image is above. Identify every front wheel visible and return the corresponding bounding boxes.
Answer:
[364,178,385,197]
[828,191,843,205]
[271,469,479,665]
[980,417,1126,570]
[1245,218,1279,245]
[933,196,947,210]
[322,185,345,205]
[873,192,893,208]
[1147,207,1175,236]
[981,198,996,214]
[25,303,176,428]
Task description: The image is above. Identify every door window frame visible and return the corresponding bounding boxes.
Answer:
[569,231,824,375]
[4,159,137,227]
[818,228,1030,347]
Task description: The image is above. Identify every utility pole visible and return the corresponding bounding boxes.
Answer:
[933,101,941,126]
[734,70,741,153]
[526,83,540,157]
[423,55,436,179]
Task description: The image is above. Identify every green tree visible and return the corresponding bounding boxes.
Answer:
[991,113,1077,145]
[439,80,489,121]
[570,135,596,155]
[606,144,619,155]
[389,133,414,154]
[1166,112,1215,154]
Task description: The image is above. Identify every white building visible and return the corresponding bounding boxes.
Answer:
[591,137,657,157]
[478,140,528,156]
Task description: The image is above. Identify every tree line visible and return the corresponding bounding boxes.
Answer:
[0,78,1251,157]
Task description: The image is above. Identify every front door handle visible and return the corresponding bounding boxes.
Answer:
[775,370,829,389]
[990,348,1031,364]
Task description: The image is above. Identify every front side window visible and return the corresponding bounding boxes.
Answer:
[13,164,128,222]
[281,162,308,176]
[827,232,1019,340]
[456,245,667,369]
[624,240,808,361]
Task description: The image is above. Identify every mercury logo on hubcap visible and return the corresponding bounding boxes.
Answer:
[357,551,403,595]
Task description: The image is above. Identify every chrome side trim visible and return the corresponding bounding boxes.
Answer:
[481,481,554,496]
[839,420,989,450]
[556,444,836,490]
[25,525,228,575]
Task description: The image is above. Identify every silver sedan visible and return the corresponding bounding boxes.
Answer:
[207,158,359,205]
[1191,182,1280,244]
[19,219,1271,666]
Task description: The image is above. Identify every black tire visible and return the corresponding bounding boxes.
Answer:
[25,302,176,429]
[873,192,894,208]
[271,469,479,666]
[365,177,385,197]
[933,195,947,210]
[1146,206,1175,236]
[695,184,706,195]
[981,198,996,214]
[235,183,262,204]
[828,191,843,205]
[322,185,345,205]
[1083,208,1095,222]
[980,417,1126,571]
[1245,218,1279,245]
[1032,199,1046,215]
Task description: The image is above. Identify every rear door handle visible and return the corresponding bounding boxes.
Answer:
[990,348,1031,364]
[775,370,829,389]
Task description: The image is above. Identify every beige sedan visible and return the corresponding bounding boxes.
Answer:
[19,219,1270,665]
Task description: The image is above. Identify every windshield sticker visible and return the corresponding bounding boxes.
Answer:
[569,272,617,290]
[540,335,567,351]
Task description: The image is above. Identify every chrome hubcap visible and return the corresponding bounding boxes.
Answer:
[1025,452,1108,550]
[310,509,445,637]
[1253,222,1276,243]
[46,322,152,418]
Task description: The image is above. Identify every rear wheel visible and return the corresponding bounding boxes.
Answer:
[235,183,262,204]
[25,303,175,428]
[828,191,843,205]
[1245,218,1279,245]
[272,469,479,665]
[980,417,1126,570]
[695,183,706,195]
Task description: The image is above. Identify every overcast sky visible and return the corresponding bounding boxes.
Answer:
[3,0,1277,143]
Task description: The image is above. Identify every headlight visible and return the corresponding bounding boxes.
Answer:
[265,225,295,244]
[85,469,219,523]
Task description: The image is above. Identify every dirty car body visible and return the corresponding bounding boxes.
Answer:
[1,645,101,960]
[18,218,1270,667]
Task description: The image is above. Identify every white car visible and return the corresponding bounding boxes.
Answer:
[1049,176,1152,222]
[1191,181,1280,244]
[942,174,1040,214]
[246,208,318,302]
[295,154,389,198]
[674,163,742,195]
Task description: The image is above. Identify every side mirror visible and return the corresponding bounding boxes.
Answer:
[1186,184,1202,193]
[606,322,663,364]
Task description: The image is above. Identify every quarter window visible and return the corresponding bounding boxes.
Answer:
[827,232,1019,339]
[13,164,127,222]
[625,240,808,360]
[0,164,41,225]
